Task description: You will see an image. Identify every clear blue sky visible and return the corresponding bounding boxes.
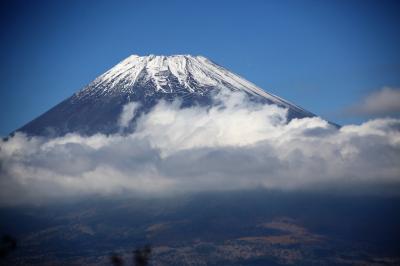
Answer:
[1,0,399,135]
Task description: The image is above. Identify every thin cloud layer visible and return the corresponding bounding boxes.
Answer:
[1,91,400,205]
[347,87,400,117]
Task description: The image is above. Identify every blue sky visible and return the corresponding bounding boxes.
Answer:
[0,0,399,135]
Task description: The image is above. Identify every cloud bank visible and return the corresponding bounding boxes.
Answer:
[347,87,400,117]
[1,91,400,205]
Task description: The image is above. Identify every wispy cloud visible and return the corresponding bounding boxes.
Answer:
[1,90,400,205]
[118,102,140,129]
[346,87,400,117]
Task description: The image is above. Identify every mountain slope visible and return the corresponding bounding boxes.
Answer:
[17,55,316,136]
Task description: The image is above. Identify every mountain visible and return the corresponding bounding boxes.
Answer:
[17,55,316,136]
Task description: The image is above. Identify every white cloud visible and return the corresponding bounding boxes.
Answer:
[118,101,140,129]
[1,90,400,205]
[348,87,400,116]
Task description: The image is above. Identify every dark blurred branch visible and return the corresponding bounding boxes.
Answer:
[0,234,17,259]
[110,252,124,266]
[133,245,151,266]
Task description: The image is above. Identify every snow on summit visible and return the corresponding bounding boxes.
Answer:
[18,54,316,136]
[83,55,303,109]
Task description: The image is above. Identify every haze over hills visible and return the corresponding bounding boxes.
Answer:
[17,55,316,136]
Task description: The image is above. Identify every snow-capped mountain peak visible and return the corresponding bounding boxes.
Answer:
[81,54,306,113]
[18,54,316,136]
